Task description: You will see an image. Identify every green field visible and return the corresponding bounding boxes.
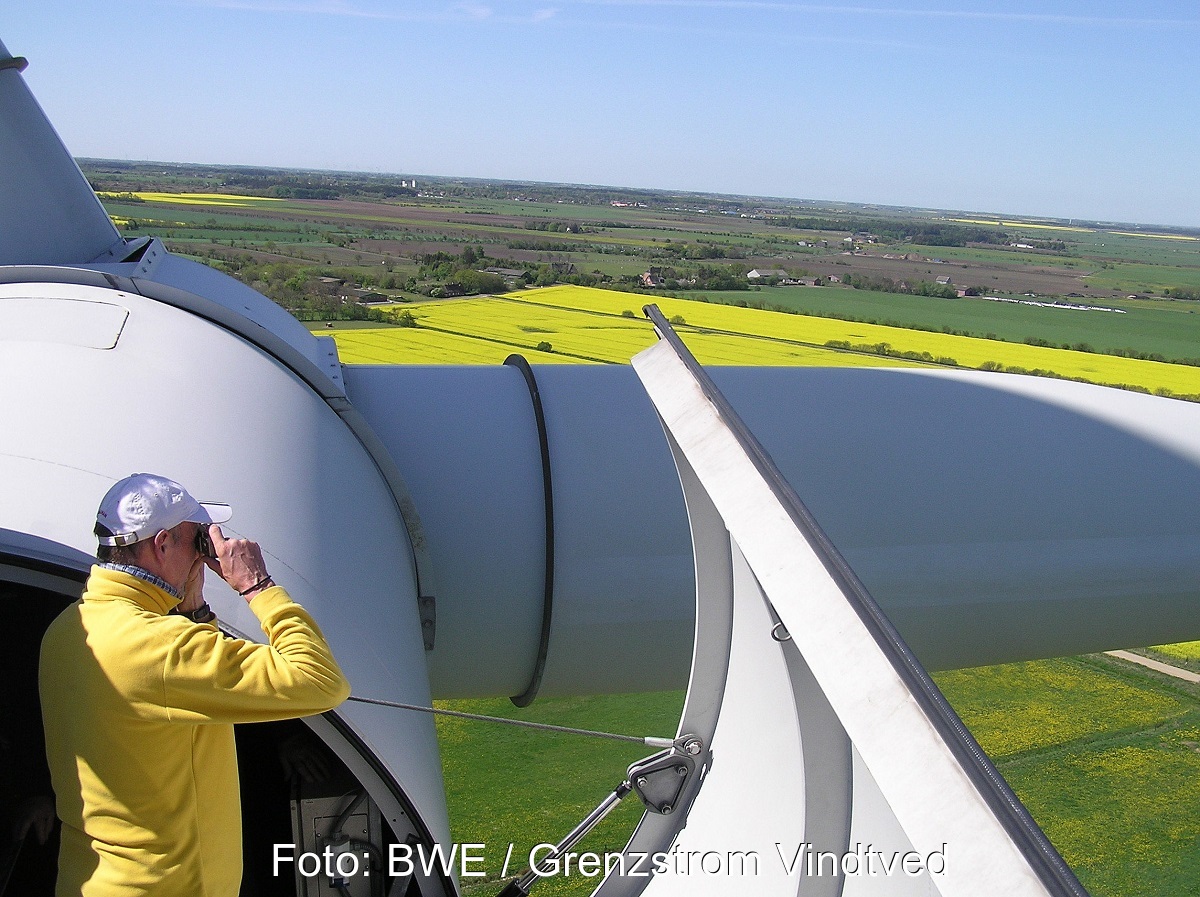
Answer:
[439,654,1200,897]
[437,693,684,897]
[1085,261,1200,294]
[703,286,1200,363]
[940,656,1200,897]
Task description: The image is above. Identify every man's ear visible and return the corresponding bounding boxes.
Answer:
[150,529,172,556]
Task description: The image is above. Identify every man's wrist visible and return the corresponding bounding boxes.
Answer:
[238,576,275,598]
[177,602,216,624]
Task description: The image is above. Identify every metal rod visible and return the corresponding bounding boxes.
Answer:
[498,781,633,897]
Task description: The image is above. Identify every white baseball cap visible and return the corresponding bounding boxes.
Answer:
[95,473,233,547]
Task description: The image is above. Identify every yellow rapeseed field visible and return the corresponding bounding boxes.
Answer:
[1109,231,1200,242]
[512,286,1200,394]
[108,214,190,228]
[328,292,924,369]
[1150,640,1200,662]
[322,285,1200,398]
[129,192,288,207]
[326,324,579,366]
[949,218,1095,233]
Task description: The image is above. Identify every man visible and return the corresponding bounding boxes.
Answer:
[40,473,351,897]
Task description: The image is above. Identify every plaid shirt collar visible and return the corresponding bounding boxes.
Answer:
[100,563,182,601]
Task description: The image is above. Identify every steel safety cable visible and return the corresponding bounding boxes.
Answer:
[217,620,675,747]
[345,694,674,747]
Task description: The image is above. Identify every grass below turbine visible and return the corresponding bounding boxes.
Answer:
[437,653,1200,897]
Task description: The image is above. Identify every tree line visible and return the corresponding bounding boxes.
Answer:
[775,216,1009,247]
[842,273,963,299]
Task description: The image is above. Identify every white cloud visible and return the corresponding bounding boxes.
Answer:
[455,2,494,19]
[554,0,1200,29]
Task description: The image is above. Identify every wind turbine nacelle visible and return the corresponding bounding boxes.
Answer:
[353,360,1200,690]
[5,264,1200,707]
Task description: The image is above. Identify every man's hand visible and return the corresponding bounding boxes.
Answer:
[13,794,55,845]
[204,525,273,601]
[177,553,207,615]
[278,733,332,784]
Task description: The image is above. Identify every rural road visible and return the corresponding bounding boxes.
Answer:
[1106,650,1200,684]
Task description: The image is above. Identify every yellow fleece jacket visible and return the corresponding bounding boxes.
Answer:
[39,566,351,897]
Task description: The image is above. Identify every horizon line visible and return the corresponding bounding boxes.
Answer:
[77,155,1199,233]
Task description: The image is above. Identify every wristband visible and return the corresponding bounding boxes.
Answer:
[239,576,275,597]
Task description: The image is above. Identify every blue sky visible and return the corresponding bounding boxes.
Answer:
[4,1,1198,227]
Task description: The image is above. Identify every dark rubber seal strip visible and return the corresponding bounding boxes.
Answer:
[504,354,555,708]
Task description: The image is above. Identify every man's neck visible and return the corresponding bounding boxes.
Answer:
[100,562,182,600]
